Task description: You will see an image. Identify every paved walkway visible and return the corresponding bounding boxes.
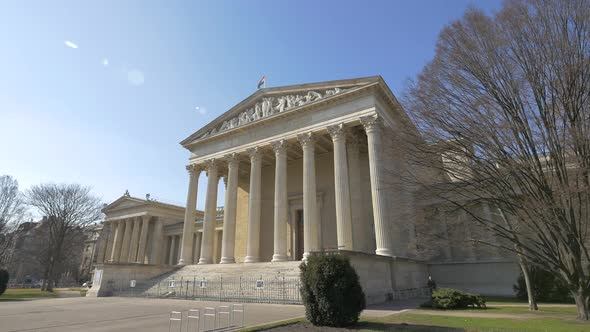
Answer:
[0,297,305,332]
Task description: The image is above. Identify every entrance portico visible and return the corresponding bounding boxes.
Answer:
[178,76,416,265]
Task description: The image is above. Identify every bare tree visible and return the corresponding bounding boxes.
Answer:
[0,175,27,267]
[26,183,102,291]
[403,0,590,319]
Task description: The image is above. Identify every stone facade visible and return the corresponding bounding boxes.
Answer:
[90,76,519,301]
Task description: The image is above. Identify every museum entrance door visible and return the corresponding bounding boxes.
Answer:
[296,209,304,260]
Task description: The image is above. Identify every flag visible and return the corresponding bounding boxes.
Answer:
[257,75,266,89]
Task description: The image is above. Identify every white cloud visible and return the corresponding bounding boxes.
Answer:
[102,58,109,66]
[195,106,207,115]
[64,40,78,49]
[127,69,145,86]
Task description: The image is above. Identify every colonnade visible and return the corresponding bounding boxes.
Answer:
[177,114,393,265]
[97,215,163,265]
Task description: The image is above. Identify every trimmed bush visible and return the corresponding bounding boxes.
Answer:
[514,266,573,303]
[300,254,365,327]
[0,269,9,296]
[430,288,486,309]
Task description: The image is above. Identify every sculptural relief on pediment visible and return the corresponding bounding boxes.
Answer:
[198,87,348,140]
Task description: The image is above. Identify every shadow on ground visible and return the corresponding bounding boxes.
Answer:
[259,321,464,331]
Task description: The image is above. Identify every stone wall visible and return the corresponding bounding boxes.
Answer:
[339,251,429,304]
[428,260,520,296]
[87,263,176,297]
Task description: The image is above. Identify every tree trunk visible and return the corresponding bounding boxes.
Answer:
[46,263,54,292]
[518,258,538,311]
[41,267,49,291]
[573,289,589,320]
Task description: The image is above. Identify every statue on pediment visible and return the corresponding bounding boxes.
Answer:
[254,103,263,120]
[275,96,287,112]
[306,91,322,102]
[262,97,273,117]
[198,87,349,140]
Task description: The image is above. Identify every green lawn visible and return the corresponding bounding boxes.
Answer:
[240,304,588,332]
[362,312,590,332]
[417,305,578,316]
[485,295,575,306]
[0,288,59,301]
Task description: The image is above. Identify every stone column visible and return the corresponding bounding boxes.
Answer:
[109,220,123,262]
[361,114,393,256]
[298,133,319,260]
[271,140,289,262]
[328,124,354,250]
[96,222,110,263]
[136,215,150,263]
[244,147,262,263]
[179,164,201,265]
[199,159,219,264]
[193,233,202,264]
[168,236,177,265]
[119,219,133,261]
[221,153,239,264]
[149,217,163,264]
[127,217,141,262]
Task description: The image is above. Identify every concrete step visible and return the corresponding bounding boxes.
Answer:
[170,261,302,278]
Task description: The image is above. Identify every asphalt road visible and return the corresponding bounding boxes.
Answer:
[0,297,305,332]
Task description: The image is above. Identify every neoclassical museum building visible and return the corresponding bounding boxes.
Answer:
[88,77,518,303]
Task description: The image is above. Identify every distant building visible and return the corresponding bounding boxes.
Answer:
[79,224,102,282]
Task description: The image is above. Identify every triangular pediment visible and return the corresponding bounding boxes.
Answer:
[180,76,381,147]
[102,196,147,213]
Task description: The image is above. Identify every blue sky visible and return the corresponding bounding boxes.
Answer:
[0,0,501,210]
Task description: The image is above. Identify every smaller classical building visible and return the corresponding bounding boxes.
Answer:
[96,193,225,267]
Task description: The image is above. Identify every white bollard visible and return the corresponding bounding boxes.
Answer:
[186,309,200,332]
[169,311,182,332]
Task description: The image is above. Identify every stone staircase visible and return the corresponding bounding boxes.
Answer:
[125,261,303,304]
[172,261,301,278]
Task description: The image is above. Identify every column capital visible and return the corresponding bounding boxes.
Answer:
[204,159,218,172]
[247,146,262,160]
[297,132,315,149]
[360,114,382,133]
[271,139,288,155]
[327,123,347,142]
[186,163,203,175]
[142,215,151,222]
[224,153,240,168]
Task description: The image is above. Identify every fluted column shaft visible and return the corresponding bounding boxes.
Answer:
[193,233,202,264]
[179,165,201,265]
[110,220,123,262]
[221,154,239,264]
[199,159,219,264]
[150,218,164,264]
[271,140,289,262]
[299,133,319,260]
[328,124,354,250]
[136,215,150,263]
[127,217,141,262]
[244,147,262,263]
[96,222,110,263]
[168,236,177,265]
[361,115,393,256]
[119,219,134,261]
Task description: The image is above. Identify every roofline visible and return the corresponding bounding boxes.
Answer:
[102,195,192,213]
[179,76,382,147]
